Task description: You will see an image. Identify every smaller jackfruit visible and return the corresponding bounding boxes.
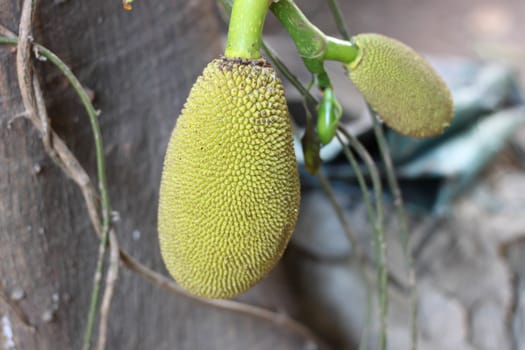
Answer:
[158,57,300,299]
[346,33,454,137]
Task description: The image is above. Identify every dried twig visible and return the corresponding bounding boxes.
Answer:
[84,242,113,350]
[15,0,34,121]
[11,1,114,346]
[96,230,119,350]
[15,0,55,162]
[83,232,110,350]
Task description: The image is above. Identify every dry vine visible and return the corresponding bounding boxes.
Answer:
[1,3,326,350]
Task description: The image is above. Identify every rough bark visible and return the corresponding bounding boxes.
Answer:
[0,1,303,349]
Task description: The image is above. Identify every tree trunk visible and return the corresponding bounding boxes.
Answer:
[0,1,303,349]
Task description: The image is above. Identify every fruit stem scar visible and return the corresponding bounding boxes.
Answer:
[225,0,271,59]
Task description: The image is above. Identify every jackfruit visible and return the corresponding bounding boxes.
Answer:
[346,33,454,137]
[158,56,300,299]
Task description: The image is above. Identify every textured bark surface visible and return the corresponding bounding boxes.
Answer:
[0,1,303,349]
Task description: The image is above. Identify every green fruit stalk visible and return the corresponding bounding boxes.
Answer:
[346,33,454,137]
[158,57,300,298]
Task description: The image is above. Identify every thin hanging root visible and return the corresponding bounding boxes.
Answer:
[370,111,418,350]
[336,127,388,350]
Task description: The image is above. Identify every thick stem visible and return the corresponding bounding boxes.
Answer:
[270,0,358,67]
[224,0,270,59]
[325,37,358,63]
[270,0,325,60]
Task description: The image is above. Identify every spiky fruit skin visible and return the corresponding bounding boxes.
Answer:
[346,33,454,137]
[158,57,300,299]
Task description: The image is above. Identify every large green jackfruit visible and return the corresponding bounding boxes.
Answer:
[346,33,454,137]
[158,57,300,299]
